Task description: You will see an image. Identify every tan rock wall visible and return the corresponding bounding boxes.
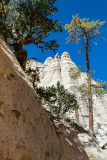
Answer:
[0,37,89,160]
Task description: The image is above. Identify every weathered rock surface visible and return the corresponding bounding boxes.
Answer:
[26,52,107,159]
[0,38,89,160]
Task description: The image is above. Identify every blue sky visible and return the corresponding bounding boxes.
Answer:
[24,0,107,82]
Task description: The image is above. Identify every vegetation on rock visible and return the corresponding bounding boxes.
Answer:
[36,81,79,117]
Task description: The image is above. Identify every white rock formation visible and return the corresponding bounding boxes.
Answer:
[26,51,107,159]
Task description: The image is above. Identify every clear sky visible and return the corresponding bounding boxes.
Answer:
[24,0,107,82]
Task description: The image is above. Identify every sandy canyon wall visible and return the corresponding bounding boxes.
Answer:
[0,38,89,160]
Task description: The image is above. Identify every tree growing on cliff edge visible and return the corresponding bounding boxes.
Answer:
[0,0,62,70]
[65,14,105,131]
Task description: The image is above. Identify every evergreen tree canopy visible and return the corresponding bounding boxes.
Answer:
[36,82,79,117]
[0,0,62,52]
[65,14,105,49]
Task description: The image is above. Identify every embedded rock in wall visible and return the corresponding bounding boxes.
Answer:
[26,51,107,159]
[0,38,89,160]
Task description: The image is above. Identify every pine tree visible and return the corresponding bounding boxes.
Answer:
[0,0,62,70]
[65,14,105,131]
[36,82,79,117]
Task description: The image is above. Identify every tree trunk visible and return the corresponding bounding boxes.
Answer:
[75,109,78,123]
[86,38,93,131]
[57,104,62,117]
[14,42,28,71]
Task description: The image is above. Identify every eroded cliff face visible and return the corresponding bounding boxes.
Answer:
[27,52,107,131]
[26,52,107,159]
[0,38,89,160]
